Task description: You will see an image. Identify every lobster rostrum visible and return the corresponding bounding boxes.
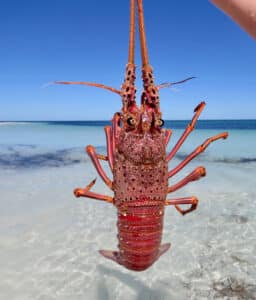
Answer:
[55,0,228,271]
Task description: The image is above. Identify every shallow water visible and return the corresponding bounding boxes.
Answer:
[0,121,256,299]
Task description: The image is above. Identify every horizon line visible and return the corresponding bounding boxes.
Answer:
[1,119,256,122]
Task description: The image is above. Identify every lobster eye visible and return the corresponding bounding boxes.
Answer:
[156,119,164,127]
[127,117,136,126]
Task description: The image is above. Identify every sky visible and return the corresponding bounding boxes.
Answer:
[1,0,256,121]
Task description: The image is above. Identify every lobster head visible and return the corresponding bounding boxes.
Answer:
[118,65,165,165]
[114,0,167,165]
[121,100,164,135]
[118,90,166,165]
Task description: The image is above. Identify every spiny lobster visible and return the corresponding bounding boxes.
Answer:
[55,0,228,271]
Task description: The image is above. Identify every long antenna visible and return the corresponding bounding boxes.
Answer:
[137,0,161,112]
[128,0,135,64]
[137,0,149,67]
[121,0,137,113]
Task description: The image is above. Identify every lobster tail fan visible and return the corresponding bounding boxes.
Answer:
[137,0,160,113]
[121,0,137,114]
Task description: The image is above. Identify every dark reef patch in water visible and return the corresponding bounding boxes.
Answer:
[0,146,89,169]
[0,145,107,169]
[0,150,81,169]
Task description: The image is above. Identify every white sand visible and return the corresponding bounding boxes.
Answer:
[0,156,255,299]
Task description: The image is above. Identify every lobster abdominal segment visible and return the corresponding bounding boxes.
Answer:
[117,204,164,271]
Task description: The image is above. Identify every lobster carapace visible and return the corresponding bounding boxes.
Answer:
[55,0,228,271]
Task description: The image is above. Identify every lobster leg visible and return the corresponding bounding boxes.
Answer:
[111,112,121,154]
[74,179,113,203]
[168,132,228,178]
[96,154,108,161]
[168,166,206,193]
[166,102,206,162]
[165,196,198,215]
[104,126,114,171]
[165,129,172,145]
[86,145,113,190]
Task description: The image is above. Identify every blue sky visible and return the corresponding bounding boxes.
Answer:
[1,0,255,120]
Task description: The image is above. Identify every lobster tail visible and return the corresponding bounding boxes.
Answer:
[99,202,171,271]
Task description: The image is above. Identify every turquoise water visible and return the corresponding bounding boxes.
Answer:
[0,120,256,299]
[0,120,256,167]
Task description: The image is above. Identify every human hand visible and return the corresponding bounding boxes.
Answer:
[210,0,256,39]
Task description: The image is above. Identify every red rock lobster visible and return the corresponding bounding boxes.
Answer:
[55,0,228,271]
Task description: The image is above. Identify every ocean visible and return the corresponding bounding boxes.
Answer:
[0,120,255,299]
